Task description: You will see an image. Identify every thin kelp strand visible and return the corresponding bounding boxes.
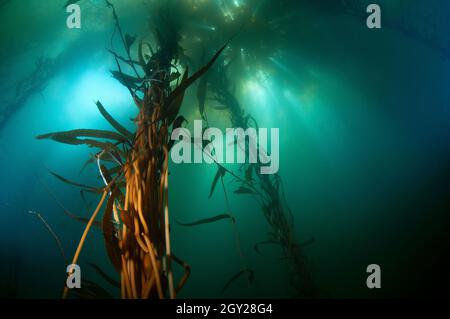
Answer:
[28,210,67,265]
[221,269,254,294]
[105,0,140,79]
[163,147,175,299]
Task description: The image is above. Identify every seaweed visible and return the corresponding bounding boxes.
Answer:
[221,269,254,294]
[199,58,318,298]
[176,214,235,227]
[37,1,225,299]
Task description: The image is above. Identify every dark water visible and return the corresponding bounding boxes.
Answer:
[0,0,449,299]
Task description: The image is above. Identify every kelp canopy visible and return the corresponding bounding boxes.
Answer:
[37,2,225,299]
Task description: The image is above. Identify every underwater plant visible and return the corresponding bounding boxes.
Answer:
[197,58,317,298]
[37,2,225,299]
[0,56,56,131]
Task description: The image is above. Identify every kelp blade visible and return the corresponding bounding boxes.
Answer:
[209,166,226,198]
[221,269,254,294]
[96,101,133,141]
[177,213,235,227]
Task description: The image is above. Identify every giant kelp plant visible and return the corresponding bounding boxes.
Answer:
[37,2,224,299]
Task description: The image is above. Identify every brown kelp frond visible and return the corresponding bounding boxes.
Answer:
[63,190,109,299]
[96,101,134,141]
[176,213,235,227]
[37,129,129,144]
[28,210,68,264]
[38,0,229,299]
[36,129,129,157]
[48,170,101,192]
[209,166,226,198]
[221,269,254,295]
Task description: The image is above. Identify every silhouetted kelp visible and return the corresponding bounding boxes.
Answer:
[197,58,317,298]
[0,56,56,131]
[37,1,224,299]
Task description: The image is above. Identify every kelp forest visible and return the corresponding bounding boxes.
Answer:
[1,0,450,300]
[29,1,315,299]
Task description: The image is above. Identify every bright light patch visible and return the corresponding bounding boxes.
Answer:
[244,69,272,106]
[65,67,131,126]
[245,80,267,105]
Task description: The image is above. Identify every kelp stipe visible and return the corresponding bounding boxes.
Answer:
[37,2,224,299]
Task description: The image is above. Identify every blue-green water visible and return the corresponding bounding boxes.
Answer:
[1,0,449,298]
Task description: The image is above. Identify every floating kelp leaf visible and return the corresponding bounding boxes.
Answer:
[209,166,226,198]
[234,186,256,195]
[96,101,133,141]
[37,129,128,144]
[49,170,100,192]
[124,34,136,54]
[88,263,120,288]
[102,189,122,272]
[38,132,125,156]
[176,213,235,227]
[221,269,254,294]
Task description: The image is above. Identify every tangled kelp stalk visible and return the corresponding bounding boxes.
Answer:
[37,2,224,299]
[199,58,317,297]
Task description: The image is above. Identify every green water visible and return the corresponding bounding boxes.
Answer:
[0,0,449,298]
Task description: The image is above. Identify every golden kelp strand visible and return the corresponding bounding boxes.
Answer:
[63,190,108,299]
